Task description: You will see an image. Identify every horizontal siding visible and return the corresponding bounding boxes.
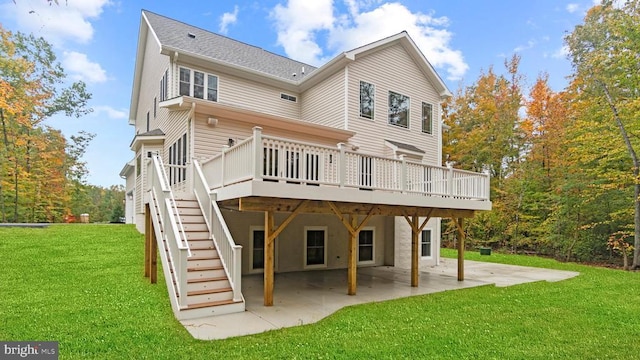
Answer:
[193,113,341,161]
[347,44,442,165]
[162,110,190,163]
[174,61,301,120]
[300,70,344,128]
[136,36,170,134]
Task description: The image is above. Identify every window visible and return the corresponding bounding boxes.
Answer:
[160,69,169,101]
[146,111,150,132]
[358,229,374,264]
[136,155,141,177]
[207,74,218,101]
[388,91,410,128]
[179,68,190,96]
[359,81,375,119]
[421,229,432,257]
[280,93,297,102]
[305,228,326,267]
[168,133,187,185]
[153,97,157,119]
[179,67,219,102]
[251,228,265,270]
[422,102,433,134]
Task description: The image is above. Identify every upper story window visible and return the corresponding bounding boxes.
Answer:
[388,91,410,128]
[179,67,218,102]
[160,69,168,101]
[422,102,433,134]
[280,93,297,102]
[359,81,375,119]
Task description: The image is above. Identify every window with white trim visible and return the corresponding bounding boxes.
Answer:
[358,228,374,264]
[280,93,297,102]
[422,102,433,134]
[359,81,375,119]
[421,229,432,257]
[305,227,327,267]
[179,67,218,102]
[388,91,410,128]
[160,69,168,101]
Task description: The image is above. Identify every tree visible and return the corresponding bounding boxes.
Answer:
[565,0,640,267]
[0,26,92,222]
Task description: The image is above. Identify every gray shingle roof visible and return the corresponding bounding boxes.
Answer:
[385,139,425,154]
[137,128,165,137]
[143,10,317,82]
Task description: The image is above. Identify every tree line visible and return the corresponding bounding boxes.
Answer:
[443,1,640,269]
[0,25,123,223]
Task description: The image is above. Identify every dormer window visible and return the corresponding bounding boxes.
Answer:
[179,67,218,102]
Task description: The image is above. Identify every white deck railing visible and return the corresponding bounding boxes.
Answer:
[200,126,490,201]
[147,155,191,308]
[193,160,243,303]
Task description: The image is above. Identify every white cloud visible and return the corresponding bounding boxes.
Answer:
[270,0,467,81]
[514,40,536,52]
[271,0,335,65]
[219,6,239,34]
[92,106,127,119]
[566,3,580,13]
[63,51,108,83]
[1,0,111,45]
[552,45,569,59]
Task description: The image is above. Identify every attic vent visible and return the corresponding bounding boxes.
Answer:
[280,93,297,102]
[187,32,196,39]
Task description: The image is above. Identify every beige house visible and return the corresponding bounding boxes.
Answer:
[121,10,491,320]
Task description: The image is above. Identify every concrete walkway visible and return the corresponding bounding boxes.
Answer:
[181,259,579,340]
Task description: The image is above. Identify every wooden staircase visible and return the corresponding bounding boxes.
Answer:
[163,198,244,319]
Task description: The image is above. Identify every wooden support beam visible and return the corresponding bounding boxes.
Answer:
[149,219,158,284]
[348,214,357,295]
[455,217,465,281]
[238,197,476,218]
[144,205,150,278]
[411,215,419,287]
[264,211,275,306]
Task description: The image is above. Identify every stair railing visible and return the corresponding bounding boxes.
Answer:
[148,154,191,308]
[193,159,243,302]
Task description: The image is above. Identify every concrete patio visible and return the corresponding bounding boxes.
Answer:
[181,258,579,340]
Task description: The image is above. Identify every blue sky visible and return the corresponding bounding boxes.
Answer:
[0,0,598,187]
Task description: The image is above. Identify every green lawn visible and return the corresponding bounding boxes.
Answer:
[1,225,639,359]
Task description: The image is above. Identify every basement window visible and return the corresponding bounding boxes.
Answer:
[280,93,297,102]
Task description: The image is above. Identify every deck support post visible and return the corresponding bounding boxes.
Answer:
[144,204,150,278]
[264,210,275,306]
[455,217,465,281]
[402,210,434,288]
[411,215,419,287]
[348,214,358,295]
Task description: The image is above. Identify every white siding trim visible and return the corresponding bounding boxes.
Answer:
[344,65,349,129]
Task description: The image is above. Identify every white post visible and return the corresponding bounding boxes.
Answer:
[483,169,491,201]
[337,143,346,188]
[253,126,263,180]
[447,162,454,197]
[400,154,407,193]
[221,145,228,186]
[232,245,242,302]
[178,252,188,308]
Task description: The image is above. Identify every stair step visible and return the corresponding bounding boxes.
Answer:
[187,278,231,292]
[188,287,232,296]
[175,208,201,216]
[175,200,199,208]
[187,276,228,284]
[188,239,215,250]
[187,268,226,280]
[187,289,233,305]
[188,258,222,268]
[189,249,218,258]
[179,215,206,224]
[188,265,223,272]
[185,299,241,310]
[185,231,210,240]
[182,223,208,232]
